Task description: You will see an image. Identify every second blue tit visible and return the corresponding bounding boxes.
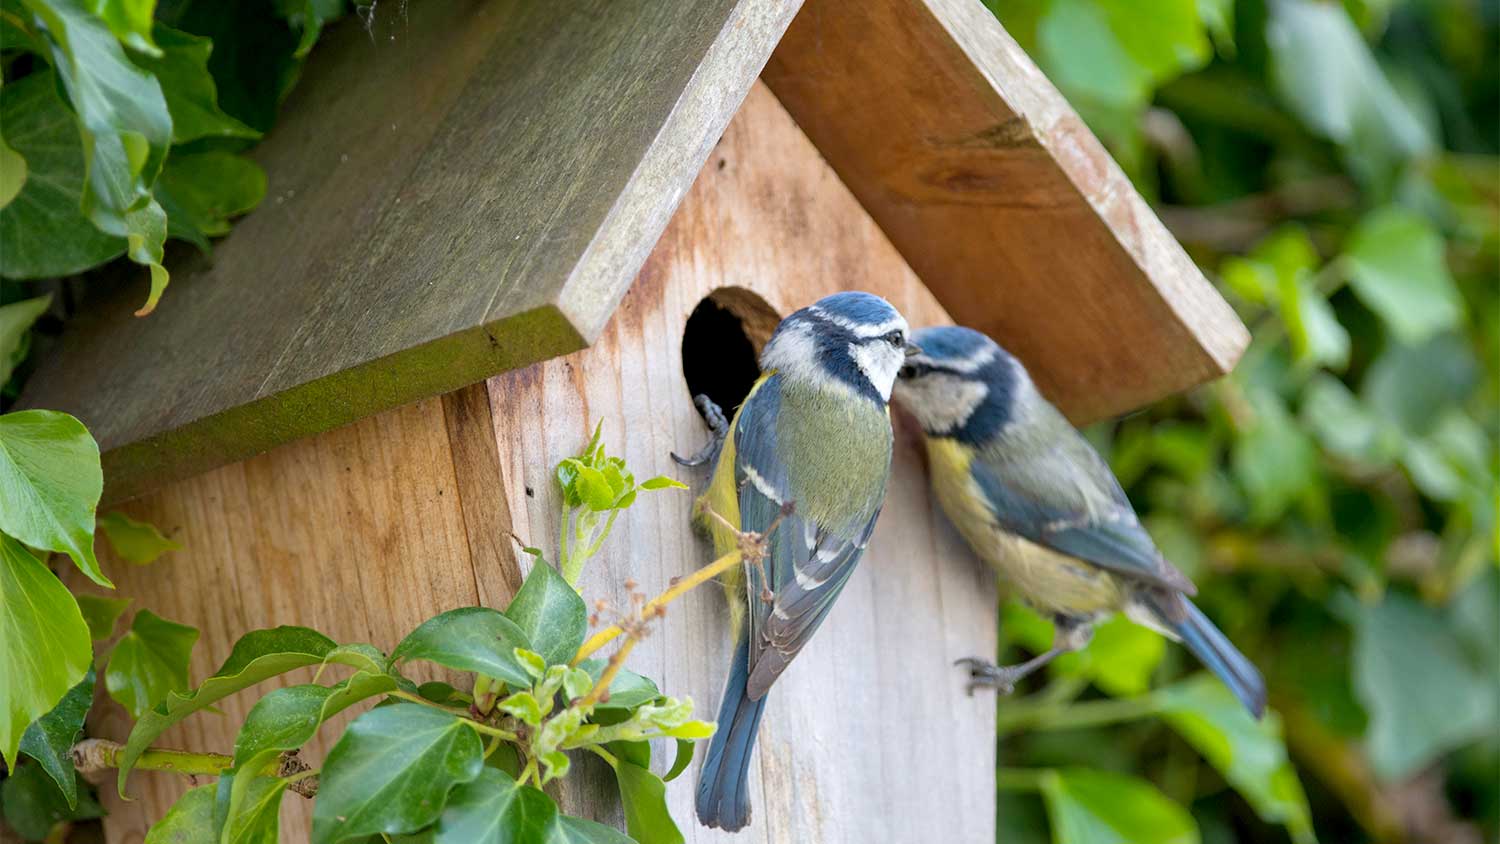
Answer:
[892,325,1266,718]
[692,291,919,831]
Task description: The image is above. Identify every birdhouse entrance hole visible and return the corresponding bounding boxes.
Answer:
[681,287,781,416]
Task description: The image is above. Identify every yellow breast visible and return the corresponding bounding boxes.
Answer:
[925,438,1121,617]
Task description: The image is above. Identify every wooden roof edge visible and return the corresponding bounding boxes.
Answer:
[926,0,1250,374]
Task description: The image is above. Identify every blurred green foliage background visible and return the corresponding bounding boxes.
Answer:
[982,0,1498,842]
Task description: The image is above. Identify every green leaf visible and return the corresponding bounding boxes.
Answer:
[392,607,534,688]
[312,704,484,844]
[578,659,660,711]
[0,535,90,770]
[1279,276,1349,370]
[218,773,287,844]
[639,476,687,491]
[88,0,159,55]
[575,465,615,511]
[132,25,261,144]
[118,625,338,796]
[1230,387,1320,524]
[319,642,389,676]
[0,128,25,211]
[1039,767,1198,844]
[232,673,398,770]
[1361,334,1478,436]
[1351,591,1495,782]
[76,593,132,640]
[497,691,542,726]
[1157,675,1316,843]
[663,738,694,782]
[0,761,103,840]
[144,783,215,844]
[0,294,49,385]
[550,814,635,844]
[1343,206,1463,344]
[0,72,123,278]
[106,609,199,719]
[18,668,93,809]
[1071,616,1166,697]
[279,0,344,58]
[429,766,556,844]
[19,0,174,301]
[606,757,684,844]
[0,409,108,586]
[1300,375,1403,466]
[99,510,181,564]
[155,151,266,251]
[1266,0,1431,179]
[505,561,587,667]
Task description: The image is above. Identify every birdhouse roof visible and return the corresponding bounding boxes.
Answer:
[20,0,1247,502]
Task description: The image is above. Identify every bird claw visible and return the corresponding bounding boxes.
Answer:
[671,394,730,468]
[954,657,1017,696]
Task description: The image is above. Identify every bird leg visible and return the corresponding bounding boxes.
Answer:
[671,394,729,468]
[956,617,1094,695]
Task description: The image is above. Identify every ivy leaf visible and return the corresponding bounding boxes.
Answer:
[155,151,266,252]
[0,761,103,841]
[0,294,50,385]
[277,0,344,58]
[1157,675,1316,843]
[1351,591,1495,782]
[132,25,261,144]
[217,773,287,844]
[1342,206,1463,344]
[18,668,94,809]
[1300,375,1403,466]
[663,738,694,782]
[392,607,534,688]
[0,73,123,279]
[19,0,174,307]
[1230,387,1320,525]
[88,0,159,55]
[0,409,108,587]
[0,535,91,770]
[76,593,132,640]
[603,756,684,844]
[233,672,399,769]
[578,659,661,711]
[430,767,556,843]
[312,704,484,844]
[0,127,25,210]
[575,465,615,511]
[99,511,181,565]
[504,560,587,667]
[550,815,635,844]
[144,783,215,844]
[118,625,338,796]
[1039,767,1198,844]
[639,476,687,491]
[1059,615,1166,697]
[106,609,199,719]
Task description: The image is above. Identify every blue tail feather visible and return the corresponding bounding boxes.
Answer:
[1172,598,1267,718]
[696,636,768,831]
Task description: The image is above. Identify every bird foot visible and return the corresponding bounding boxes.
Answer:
[955,657,1023,696]
[671,394,729,468]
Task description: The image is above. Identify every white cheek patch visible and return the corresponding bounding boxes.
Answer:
[899,373,988,434]
[848,341,902,401]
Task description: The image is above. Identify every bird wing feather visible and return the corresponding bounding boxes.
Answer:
[729,375,884,699]
[970,436,1196,595]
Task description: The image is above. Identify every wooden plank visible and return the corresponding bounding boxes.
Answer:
[763,0,1249,422]
[70,392,516,842]
[20,0,801,504]
[488,82,996,843]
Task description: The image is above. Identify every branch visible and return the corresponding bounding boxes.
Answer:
[71,739,320,798]
[573,548,742,664]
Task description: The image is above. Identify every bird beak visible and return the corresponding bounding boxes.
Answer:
[904,341,923,358]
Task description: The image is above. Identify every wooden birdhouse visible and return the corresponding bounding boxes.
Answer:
[22,0,1247,841]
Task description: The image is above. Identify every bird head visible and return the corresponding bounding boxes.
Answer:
[892,325,1032,443]
[759,291,919,405]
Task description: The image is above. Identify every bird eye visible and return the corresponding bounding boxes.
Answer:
[899,364,916,379]
[884,330,905,347]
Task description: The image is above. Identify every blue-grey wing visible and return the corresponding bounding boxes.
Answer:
[970,444,1195,595]
[730,375,881,699]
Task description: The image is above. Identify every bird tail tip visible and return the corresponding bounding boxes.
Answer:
[1173,598,1268,719]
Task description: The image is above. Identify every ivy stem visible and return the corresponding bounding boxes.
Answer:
[73,738,230,777]
[586,745,619,768]
[386,689,471,715]
[573,548,743,665]
[462,719,519,742]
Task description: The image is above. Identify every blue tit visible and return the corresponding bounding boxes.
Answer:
[891,325,1266,718]
[681,291,920,831]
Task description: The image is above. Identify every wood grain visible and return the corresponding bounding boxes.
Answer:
[70,392,519,843]
[763,0,1249,423]
[20,0,800,504]
[487,82,997,843]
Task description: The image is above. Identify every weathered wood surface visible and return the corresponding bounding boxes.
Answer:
[21,0,800,503]
[764,0,1249,423]
[78,83,996,844]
